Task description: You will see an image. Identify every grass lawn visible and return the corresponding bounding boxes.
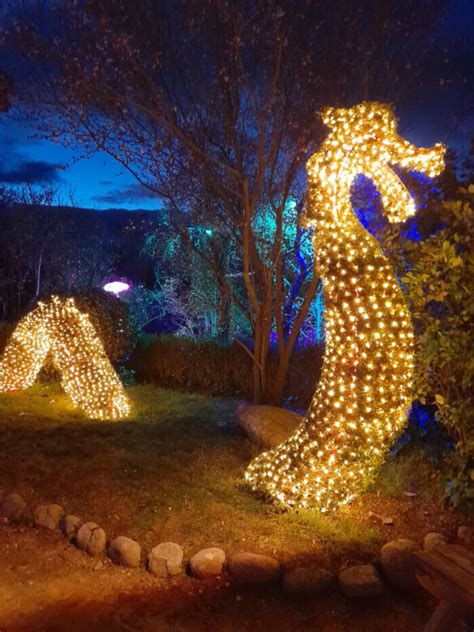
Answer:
[0,383,462,561]
[0,383,468,630]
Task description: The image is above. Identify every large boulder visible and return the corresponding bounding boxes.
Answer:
[380,539,420,591]
[109,536,142,568]
[34,504,64,530]
[0,493,27,521]
[189,547,226,579]
[148,542,184,578]
[338,564,384,598]
[282,566,334,593]
[228,552,281,584]
[235,403,302,449]
[76,522,107,557]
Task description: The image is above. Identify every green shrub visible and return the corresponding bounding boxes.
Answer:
[129,334,323,405]
[400,192,474,503]
[130,335,253,397]
[72,290,135,363]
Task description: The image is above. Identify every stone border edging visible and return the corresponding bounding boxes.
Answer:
[1,489,472,597]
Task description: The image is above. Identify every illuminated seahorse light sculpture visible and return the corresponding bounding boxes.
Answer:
[0,296,130,419]
[246,102,445,512]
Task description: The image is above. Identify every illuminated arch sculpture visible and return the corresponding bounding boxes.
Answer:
[246,102,445,512]
[0,296,131,419]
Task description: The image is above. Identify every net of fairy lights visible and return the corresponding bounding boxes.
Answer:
[0,295,131,419]
[245,102,445,512]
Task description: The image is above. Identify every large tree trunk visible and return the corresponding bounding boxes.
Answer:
[269,350,291,406]
[268,273,320,406]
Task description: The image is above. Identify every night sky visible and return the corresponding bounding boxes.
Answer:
[0,118,161,210]
[0,0,472,211]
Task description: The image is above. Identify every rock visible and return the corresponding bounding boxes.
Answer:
[235,403,302,449]
[189,547,226,579]
[0,517,8,525]
[380,539,420,590]
[0,493,27,521]
[34,504,64,530]
[282,566,334,593]
[423,532,447,550]
[60,514,81,540]
[228,552,281,584]
[368,511,394,526]
[457,526,474,550]
[76,522,106,557]
[109,536,142,568]
[148,542,184,578]
[339,564,384,598]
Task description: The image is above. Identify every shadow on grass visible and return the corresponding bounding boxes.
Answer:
[3,572,433,632]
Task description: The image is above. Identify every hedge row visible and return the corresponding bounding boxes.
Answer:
[129,335,324,406]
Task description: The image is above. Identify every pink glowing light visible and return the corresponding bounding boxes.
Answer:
[103,281,130,296]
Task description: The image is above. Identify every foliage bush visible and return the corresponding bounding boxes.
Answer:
[130,336,253,397]
[129,335,323,406]
[70,290,135,363]
[400,192,474,502]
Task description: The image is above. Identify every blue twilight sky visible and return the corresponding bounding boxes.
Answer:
[0,0,472,210]
[0,114,162,210]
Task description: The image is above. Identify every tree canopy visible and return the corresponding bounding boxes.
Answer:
[2,0,458,403]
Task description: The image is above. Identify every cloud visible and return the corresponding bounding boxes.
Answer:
[93,183,160,205]
[0,160,63,184]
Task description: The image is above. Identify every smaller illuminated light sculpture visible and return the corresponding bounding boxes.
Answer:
[103,280,130,296]
[0,296,131,419]
[245,102,445,512]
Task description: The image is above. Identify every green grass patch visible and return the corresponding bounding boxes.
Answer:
[372,451,445,503]
[0,383,461,565]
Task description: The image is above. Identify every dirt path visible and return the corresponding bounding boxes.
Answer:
[0,523,440,632]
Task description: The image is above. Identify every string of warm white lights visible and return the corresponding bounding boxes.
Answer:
[246,102,445,512]
[0,296,130,419]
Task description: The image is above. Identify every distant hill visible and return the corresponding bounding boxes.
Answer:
[0,202,168,320]
[0,202,162,221]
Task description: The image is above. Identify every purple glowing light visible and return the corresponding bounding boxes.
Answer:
[103,281,130,295]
